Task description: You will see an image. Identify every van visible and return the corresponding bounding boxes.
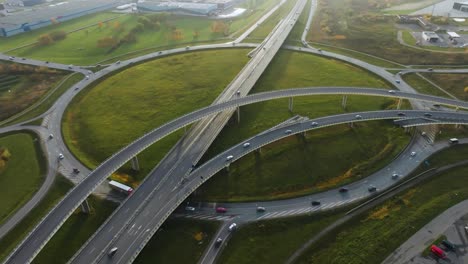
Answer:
[108,247,118,257]
[450,138,459,144]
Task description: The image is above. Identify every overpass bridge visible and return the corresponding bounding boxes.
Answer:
[5,85,468,264]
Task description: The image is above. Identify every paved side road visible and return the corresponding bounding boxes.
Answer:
[382,200,468,264]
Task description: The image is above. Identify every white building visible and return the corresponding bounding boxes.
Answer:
[422,31,439,42]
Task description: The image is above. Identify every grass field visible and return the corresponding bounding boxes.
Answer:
[296,145,468,264]
[62,49,250,182]
[134,218,220,264]
[196,50,408,201]
[34,196,118,264]
[218,211,342,264]
[0,62,67,121]
[0,132,45,226]
[421,73,468,101]
[402,73,450,98]
[0,175,73,262]
[308,0,468,65]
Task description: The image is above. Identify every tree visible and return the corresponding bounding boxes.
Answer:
[37,34,53,46]
[171,29,184,41]
[464,86,468,100]
[97,37,119,48]
[50,31,66,41]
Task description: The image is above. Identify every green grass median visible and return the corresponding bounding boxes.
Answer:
[0,132,45,226]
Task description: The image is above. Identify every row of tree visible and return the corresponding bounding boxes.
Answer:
[37,31,67,46]
[0,63,58,75]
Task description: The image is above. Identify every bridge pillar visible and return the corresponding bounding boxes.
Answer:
[341,95,348,109]
[236,107,241,123]
[225,164,230,172]
[455,124,461,129]
[80,199,91,214]
[255,147,262,154]
[288,97,294,112]
[396,98,402,110]
[349,122,354,128]
[131,156,140,171]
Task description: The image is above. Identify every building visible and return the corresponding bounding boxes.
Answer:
[422,31,439,42]
[0,0,123,37]
[453,1,468,12]
[137,1,218,16]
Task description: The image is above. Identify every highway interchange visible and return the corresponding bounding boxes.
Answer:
[0,0,468,263]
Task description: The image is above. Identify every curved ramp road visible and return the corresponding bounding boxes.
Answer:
[3,87,467,264]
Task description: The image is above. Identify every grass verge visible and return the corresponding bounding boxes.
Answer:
[134,218,220,264]
[0,132,46,226]
[296,144,468,264]
[402,73,449,98]
[421,73,468,101]
[218,210,343,264]
[0,175,73,262]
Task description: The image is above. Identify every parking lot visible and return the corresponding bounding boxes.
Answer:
[410,31,468,48]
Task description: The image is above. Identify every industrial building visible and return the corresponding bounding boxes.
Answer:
[453,1,468,12]
[0,0,123,37]
[137,1,218,16]
[422,31,440,42]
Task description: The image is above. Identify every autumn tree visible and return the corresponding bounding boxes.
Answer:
[97,36,119,48]
[50,31,66,41]
[171,29,184,41]
[37,34,53,46]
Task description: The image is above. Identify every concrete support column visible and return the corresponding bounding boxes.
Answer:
[131,156,140,171]
[455,124,461,129]
[80,199,91,214]
[396,98,402,110]
[236,106,241,123]
[225,164,230,172]
[341,95,348,109]
[288,97,294,112]
[349,122,354,128]
[255,148,262,154]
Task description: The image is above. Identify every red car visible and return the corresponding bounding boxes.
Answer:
[430,245,447,259]
[216,207,227,213]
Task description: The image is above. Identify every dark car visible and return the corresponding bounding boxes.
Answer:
[339,187,348,193]
[216,207,227,213]
[73,168,80,174]
[311,200,321,206]
[397,112,406,116]
[441,240,456,251]
[424,113,432,117]
[368,185,377,192]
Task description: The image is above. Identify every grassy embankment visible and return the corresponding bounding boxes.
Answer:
[0,62,67,121]
[308,0,468,65]
[0,132,45,226]
[296,144,468,263]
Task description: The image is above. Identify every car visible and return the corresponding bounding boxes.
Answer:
[186,46,190,50]
[317,48,322,52]
[45,61,49,64]
[58,153,64,160]
[243,142,251,148]
[228,223,237,231]
[8,56,14,60]
[262,47,266,50]
[368,185,377,192]
[68,64,73,69]
[73,168,80,174]
[85,75,89,80]
[355,115,362,120]
[391,173,399,180]
[311,122,318,126]
[311,200,321,206]
[421,131,426,136]
[216,207,227,213]
[215,238,223,247]
[397,112,406,116]
[464,225,468,234]
[339,187,348,193]
[285,129,292,134]
[108,247,118,257]
[158,51,162,54]
[116,61,121,64]
[21,58,26,60]
[48,134,54,139]
[232,42,236,46]
[388,90,396,94]
[74,87,79,91]
[256,206,266,212]
[395,80,401,84]
[433,104,440,108]
[424,113,432,117]
[185,206,196,212]
[88,70,93,74]
[236,90,240,95]
[449,138,459,144]
[410,151,416,157]
[441,240,456,251]
[226,155,234,161]
[428,68,433,71]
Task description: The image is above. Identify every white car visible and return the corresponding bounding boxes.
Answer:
[243,142,250,148]
[388,90,396,94]
[355,115,362,120]
[228,223,237,232]
[410,151,416,157]
[285,130,292,134]
[58,153,64,160]
[226,155,234,161]
[391,173,399,180]
[311,122,318,126]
